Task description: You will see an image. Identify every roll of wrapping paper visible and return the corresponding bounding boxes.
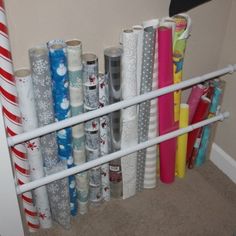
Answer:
[29,46,71,229]
[158,26,176,184]
[66,40,87,214]
[187,95,211,166]
[121,29,138,199]
[188,82,215,168]
[142,19,159,189]
[136,26,155,192]
[176,104,189,178]
[132,25,143,95]
[82,53,102,208]
[0,1,39,231]
[15,69,52,229]
[99,73,111,201]
[187,84,205,123]
[195,85,222,166]
[104,47,123,198]
[172,14,191,122]
[48,39,77,216]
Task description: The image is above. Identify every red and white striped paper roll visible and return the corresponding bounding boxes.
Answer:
[0,0,39,231]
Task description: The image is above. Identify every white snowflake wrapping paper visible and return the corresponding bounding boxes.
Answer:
[121,29,138,199]
[15,69,52,229]
[29,46,71,228]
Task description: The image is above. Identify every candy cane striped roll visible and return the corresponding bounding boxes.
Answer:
[0,0,39,231]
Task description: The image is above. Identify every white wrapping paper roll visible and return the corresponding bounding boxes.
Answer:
[132,25,144,95]
[15,69,52,228]
[121,29,138,199]
[121,29,138,120]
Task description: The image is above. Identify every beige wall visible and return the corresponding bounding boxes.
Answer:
[216,0,236,159]
[4,0,234,157]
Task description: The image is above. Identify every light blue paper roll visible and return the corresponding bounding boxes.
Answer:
[48,39,78,216]
[195,86,222,166]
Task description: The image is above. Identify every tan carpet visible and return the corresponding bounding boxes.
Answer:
[28,161,236,236]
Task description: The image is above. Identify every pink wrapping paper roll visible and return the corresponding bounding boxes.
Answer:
[158,26,176,184]
[187,84,205,123]
[0,0,39,231]
[187,95,211,164]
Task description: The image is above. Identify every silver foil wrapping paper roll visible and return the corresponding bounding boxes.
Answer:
[104,47,123,198]
[29,46,71,228]
[121,29,138,199]
[136,26,156,192]
[15,69,52,229]
[48,39,77,216]
[99,73,111,201]
[82,53,102,208]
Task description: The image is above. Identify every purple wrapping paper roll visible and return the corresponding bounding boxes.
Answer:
[158,26,176,184]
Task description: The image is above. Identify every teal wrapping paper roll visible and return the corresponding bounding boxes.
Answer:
[29,46,71,228]
[136,26,155,192]
[48,39,78,216]
[195,86,222,166]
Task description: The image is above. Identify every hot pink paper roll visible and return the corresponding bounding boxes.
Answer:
[158,26,176,184]
[187,84,205,123]
[0,0,39,231]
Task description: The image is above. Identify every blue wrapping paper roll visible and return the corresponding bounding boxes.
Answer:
[195,85,222,166]
[48,39,78,216]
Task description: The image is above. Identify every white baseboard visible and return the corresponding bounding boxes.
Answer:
[210,143,236,184]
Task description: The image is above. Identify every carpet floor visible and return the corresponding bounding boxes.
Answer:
[28,161,236,236]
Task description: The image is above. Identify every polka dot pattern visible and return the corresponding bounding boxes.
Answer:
[136,27,156,192]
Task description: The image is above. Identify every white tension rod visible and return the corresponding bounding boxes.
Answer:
[8,64,236,147]
[16,112,229,195]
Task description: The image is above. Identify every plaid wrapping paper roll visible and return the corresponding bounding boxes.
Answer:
[48,39,78,216]
[136,26,155,192]
[82,53,102,208]
[104,47,123,199]
[121,29,138,199]
[0,1,39,231]
[99,73,111,201]
[29,46,71,229]
[66,40,88,215]
[15,69,52,229]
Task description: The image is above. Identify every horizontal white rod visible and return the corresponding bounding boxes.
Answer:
[8,64,236,147]
[16,111,230,195]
